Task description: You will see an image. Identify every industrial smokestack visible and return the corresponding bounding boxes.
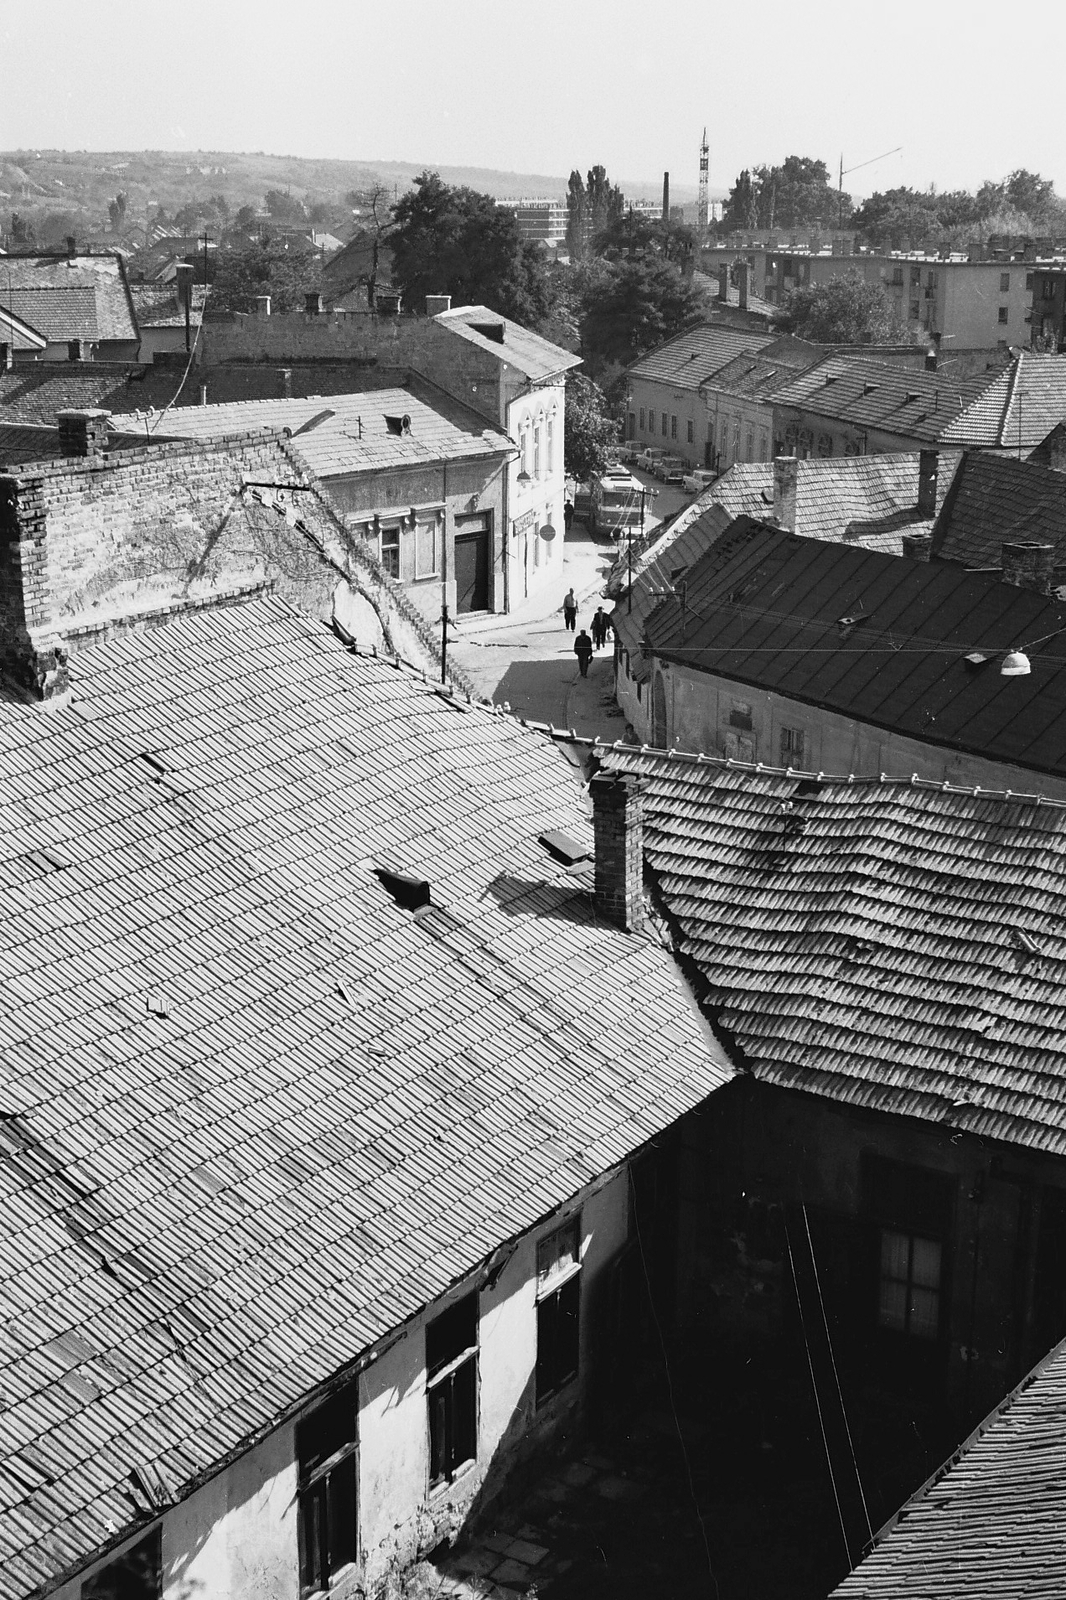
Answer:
[662,172,670,221]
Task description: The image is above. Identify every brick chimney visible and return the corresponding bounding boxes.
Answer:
[0,343,11,373]
[174,262,195,310]
[917,449,938,517]
[1042,426,1066,473]
[425,294,452,316]
[1002,542,1055,594]
[718,263,729,302]
[66,234,76,259]
[902,532,933,561]
[57,409,111,459]
[772,454,798,532]
[277,368,293,399]
[925,349,938,372]
[376,290,403,316]
[304,291,325,316]
[256,295,271,319]
[590,772,647,934]
[737,260,751,310]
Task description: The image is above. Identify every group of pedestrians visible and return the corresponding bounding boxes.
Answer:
[562,588,612,678]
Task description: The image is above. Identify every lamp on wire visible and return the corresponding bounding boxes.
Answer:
[1000,649,1031,677]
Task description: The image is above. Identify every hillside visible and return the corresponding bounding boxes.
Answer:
[0,149,699,243]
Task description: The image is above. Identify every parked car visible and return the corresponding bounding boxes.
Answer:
[636,448,666,470]
[654,456,687,484]
[682,469,718,493]
[617,442,642,464]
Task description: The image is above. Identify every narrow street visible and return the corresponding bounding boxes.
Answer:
[449,473,689,742]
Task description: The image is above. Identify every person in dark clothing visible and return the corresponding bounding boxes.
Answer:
[574,630,593,677]
[564,499,574,532]
[591,607,612,649]
[562,587,578,631]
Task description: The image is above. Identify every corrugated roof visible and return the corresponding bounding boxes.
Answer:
[0,254,138,343]
[149,383,514,475]
[932,451,1066,568]
[643,520,1066,780]
[435,304,581,381]
[627,323,774,391]
[593,744,1066,1154]
[831,1333,1066,1597]
[0,596,730,1597]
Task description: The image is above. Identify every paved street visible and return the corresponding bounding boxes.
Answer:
[449,472,689,742]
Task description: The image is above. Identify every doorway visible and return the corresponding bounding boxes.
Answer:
[454,516,491,613]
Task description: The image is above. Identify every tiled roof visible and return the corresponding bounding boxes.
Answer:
[693,271,778,319]
[0,306,46,354]
[941,354,1066,451]
[129,283,207,328]
[770,353,1000,444]
[831,1333,1066,1597]
[0,597,730,1597]
[643,520,1066,781]
[435,304,581,381]
[611,453,961,660]
[0,424,67,467]
[150,382,514,476]
[626,323,774,390]
[0,254,138,344]
[0,365,139,423]
[593,743,1066,1152]
[932,451,1066,568]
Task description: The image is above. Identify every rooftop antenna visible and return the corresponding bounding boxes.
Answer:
[838,147,903,228]
[697,128,710,249]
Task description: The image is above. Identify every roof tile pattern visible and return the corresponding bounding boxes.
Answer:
[627,324,774,390]
[831,1334,1066,1597]
[594,745,1066,1154]
[0,255,138,344]
[771,354,999,444]
[643,522,1066,779]
[0,598,728,1596]
[435,305,581,381]
[932,450,1066,567]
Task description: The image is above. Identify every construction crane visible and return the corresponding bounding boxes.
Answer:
[697,128,710,247]
[838,147,902,226]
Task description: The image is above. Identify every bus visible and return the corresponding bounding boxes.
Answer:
[589,467,645,537]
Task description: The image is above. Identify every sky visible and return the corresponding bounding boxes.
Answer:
[4,0,1066,201]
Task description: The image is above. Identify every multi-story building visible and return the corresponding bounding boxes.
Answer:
[1030,264,1066,349]
[494,196,567,247]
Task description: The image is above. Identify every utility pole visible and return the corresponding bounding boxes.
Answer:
[200,228,213,288]
[441,517,449,684]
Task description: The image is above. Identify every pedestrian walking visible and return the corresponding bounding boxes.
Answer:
[564,498,574,533]
[591,606,611,649]
[562,587,577,631]
[574,630,593,677]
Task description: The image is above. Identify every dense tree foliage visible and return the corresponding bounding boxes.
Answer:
[565,165,625,261]
[853,170,1066,250]
[721,157,848,232]
[564,374,618,480]
[210,241,321,314]
[264,189,307,223]
[389,171,550,322]
[580,256,706,373]
[772,272,902,344]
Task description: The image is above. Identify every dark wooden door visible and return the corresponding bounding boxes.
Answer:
[454,528,490,613]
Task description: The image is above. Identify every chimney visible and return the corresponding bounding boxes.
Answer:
[925,349,938,372]
[174,262,194,307]
[256,294,272,319]
[902,532,933,561]
[425,294,452,316]
[66,339,87,363]
[718,263,729,302]
[304,291,324,316]
[376,290,403,316]
[1002,541,1055,595]
[1043,426,1066,473]
[277,367,293,398]
[57,408,111,460]
[65,234,76,259]
[199,383,208,406]
[917,449,939,517]
[590,772,647,934]
[0,343,11,373]
[737,260,751,311]
[772,454,798,532]
[662,172,670,221]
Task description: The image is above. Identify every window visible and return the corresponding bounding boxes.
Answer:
[536,1217,581,1405]
[296,1389,358,1596]
[427,1293,478,1485]
[879,1231,942,1340]
[546,414,555,474]
[910,265,921,287]
[1026,272,1034,291]
[780,726,805,766]
[380,525,400,579]
[628,411,636,439]
[670,414,678,440]
[998,306,1009,324]
[1000,272,1011,293]
[414,518,437,579]
[909,300,921,320]
[758,430,769,462]
[533,419,542,480]
[891,267,904,286]
[83,1531,161,1600]
[639,406,646,431]
[661,412,668,436]
[1044,279,1058,301]
[687,419,694,444]
[648,410,655,434]
[728,701,753,731]
[745,426,754,461]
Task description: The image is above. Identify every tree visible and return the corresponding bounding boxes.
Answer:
[772,272,902,344]
[107,191,128,231]
[580,257,707,374]
[564,374,618,481]
[389,171,550,323]
[585,165,625,241]
[565,170,587,261]
[594,210,696,272]
[721,158,846,232]
[211,241,321,314]
[264,189,306,223]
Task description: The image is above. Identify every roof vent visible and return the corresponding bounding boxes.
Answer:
[374,864,431,910]
[539,829,591,866]
[385,413,412,436]
[471,321,505,344]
